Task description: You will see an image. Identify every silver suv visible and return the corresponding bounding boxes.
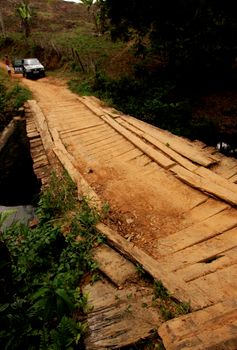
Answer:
[22,58,45,79]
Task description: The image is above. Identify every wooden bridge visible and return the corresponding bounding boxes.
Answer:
[23,77,237,350]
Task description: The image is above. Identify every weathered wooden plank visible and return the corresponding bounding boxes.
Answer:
[118,118,198,172]
[101,114,175,169]
[98,143,135,162]
[33,158,49,169]
[171,164,237,206]
[158,227,237,273]
[159,299,237,350]
[156,208,237,256]
[84,134,124,152]
[121,115,217,167]
[181,198,229,228]
[178,246,237,282]
[188,264,237,304]
[93,244,138,286]
[84,280,162,350]
[195,166,237,194]
[78,96,105,116]
[129,154,151,167]
[113,148,143,162]
[27,100,54,153]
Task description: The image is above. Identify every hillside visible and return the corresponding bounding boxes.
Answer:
[0,0,90,33]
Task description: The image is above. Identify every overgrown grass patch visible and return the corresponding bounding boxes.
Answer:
[153,280,191,321]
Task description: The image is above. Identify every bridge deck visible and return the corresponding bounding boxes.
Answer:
[24,77,237,349]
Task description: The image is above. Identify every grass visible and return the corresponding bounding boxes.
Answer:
[0,67,31,130]
[153,280,191,321]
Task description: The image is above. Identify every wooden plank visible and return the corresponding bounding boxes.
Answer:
[121,115,217,167]
[159,227,237,273]
[86,138,127,157]
[101,114,175,169]
[27,100,54,153]
[178,246,237,282]
[98,143,135,162]
[181,198,229,228]
[195,166,237,194]
[93,244,137,286]
[156,208,237,256]
[84,281,162,350]
[78,96,104,116]
[159,299,237,350]
[113,148,143,162]
[33,158,49,169]
[118,118,198,172]
[83,134,124,152]
[129,154,151,167]
[188,264,237,304]
[171,164,237,206]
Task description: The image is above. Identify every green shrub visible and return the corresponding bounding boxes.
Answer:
[0,171,101,349]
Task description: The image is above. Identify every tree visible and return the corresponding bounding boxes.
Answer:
[16,0,31,39]
[101,0,237,76]
[0,10,6,38]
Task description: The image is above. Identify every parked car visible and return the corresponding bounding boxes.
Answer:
[12,58,23,74]
[22,58,45,79]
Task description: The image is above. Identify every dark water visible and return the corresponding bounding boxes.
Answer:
[0,119,41,206]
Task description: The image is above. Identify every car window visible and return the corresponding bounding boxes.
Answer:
[24,59,40,65]
[14,60,22,66]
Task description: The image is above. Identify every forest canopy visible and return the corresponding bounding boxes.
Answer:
[101,0,237,75]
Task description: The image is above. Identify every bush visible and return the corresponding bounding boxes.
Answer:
[0,171,101,349]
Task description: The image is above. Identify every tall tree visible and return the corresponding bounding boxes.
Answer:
[0,10,6,38]
[16,0,31,39]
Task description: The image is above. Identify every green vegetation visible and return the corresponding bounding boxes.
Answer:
[16,1,32,39]
[0,68,31,131]
[0,170,103,349]
[153,280,191,321]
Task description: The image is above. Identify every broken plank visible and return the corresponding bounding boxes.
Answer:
[158,226,237,273]
[178,246,237,282]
